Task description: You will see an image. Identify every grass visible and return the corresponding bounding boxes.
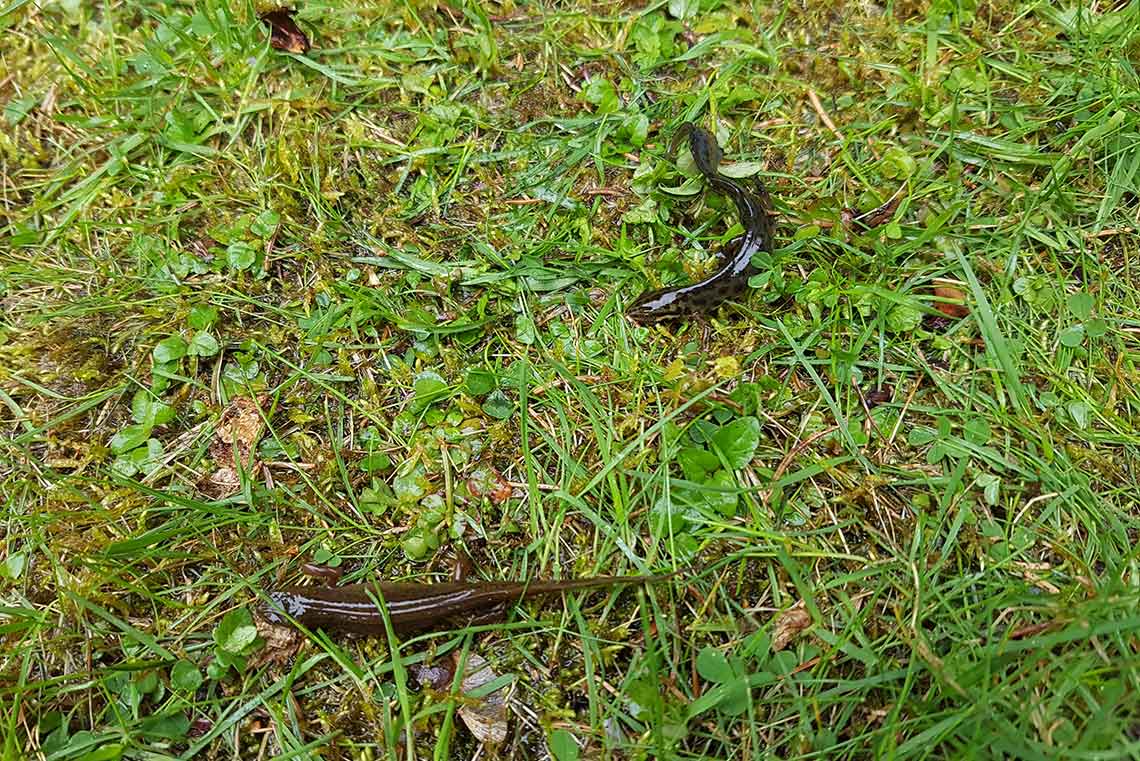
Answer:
[2,0,1140,758]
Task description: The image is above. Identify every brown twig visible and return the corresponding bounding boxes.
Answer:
[807,89,844,142]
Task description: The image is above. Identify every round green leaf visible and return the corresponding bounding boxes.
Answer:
[187,304,218,330]
[413,370,449,406]
[514,314,537,345]
[963,418,991,445]
[187,331,219,357]
[250,209,280,239]
[1059,323,1085,347]
[651,497,686,533]
[214,608,258,655]
[139,712,190,739]
[482,389,514,419]
[110,423,152,455]
[697,470,739,518]
[879,145,917,179]
[1066,292,1093,320]
[465,367,496,396]
[131,390,174,426]
[1085,318,1108,339]
[226,241,257,270]
[153,335,187,363]
[171,660,202,692]
[718,676,751,715]
[886,303,923,333]
[1067,400,1091,429]
[696,646,735,684]
[1,553,26,580]
[709,416,761,469]
[581,78,619,113]
[402,532,430,560]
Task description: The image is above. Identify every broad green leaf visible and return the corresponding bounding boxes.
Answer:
[886,303,923,333]
[226,241,257,270]
[214,608,258,655]
[651,496,686,533]
[1085,318,1108,339]
[187,331,219,357]
[581,78,619,113]
[677,446,719,481]
[132,391,174,426]
[482,389,514,419]
[4,94,37,125]
[75,743,123,761]
[109,424,151,454]
[153,335,187,363]
[621,112,649,147]
[719,161,764,178]
[360,452,391,472]
[514,314,537,345]
[549,729,580,761]
[668,0,698,19]
[879,145,917,179]
[171,660,203,692]
[1,553,26,580]
[696,646,734,684]
[1059,323,1085,347]
[1067,291,1093,320]
[250,210,280,238]
[718,676,751,715]
[963,418,991,445]
[1067,400,1091,429]
[709,416,760,469]
[139,713,190,739]
[414,371,449,406]
[465,367,496,396]
[187,304,218,330]
[698,469,738,517]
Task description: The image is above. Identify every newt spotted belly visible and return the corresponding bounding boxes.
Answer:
[264,573,673,636]
[627,123,775,322]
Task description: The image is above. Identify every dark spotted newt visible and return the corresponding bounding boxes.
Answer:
[627,123,775,322]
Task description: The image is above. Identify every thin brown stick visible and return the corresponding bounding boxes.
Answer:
[807,88,844,142]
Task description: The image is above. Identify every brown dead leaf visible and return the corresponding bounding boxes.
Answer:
[259,8,310,54]
[467,467,513,505]
[932,283,969,318]
[489,479,513,505]
[771,601,812,652]
[455,652,509,744]
[248,616,304,668]
[202,396,265,497]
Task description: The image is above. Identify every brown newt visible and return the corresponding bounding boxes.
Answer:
[627,122,775,322]
[264,573,675,636]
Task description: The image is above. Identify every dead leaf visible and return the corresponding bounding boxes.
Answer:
[201,396,265,497]
[248,615,304,668]
[455,652,509,744]
[467,467,513,505]
[489,479,512,505]
[259,8,310,54]
[932,283,969,318]
[771,601,812,652]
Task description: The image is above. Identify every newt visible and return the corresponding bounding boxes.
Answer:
[264,572,675,636]
[627,122,775,322]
